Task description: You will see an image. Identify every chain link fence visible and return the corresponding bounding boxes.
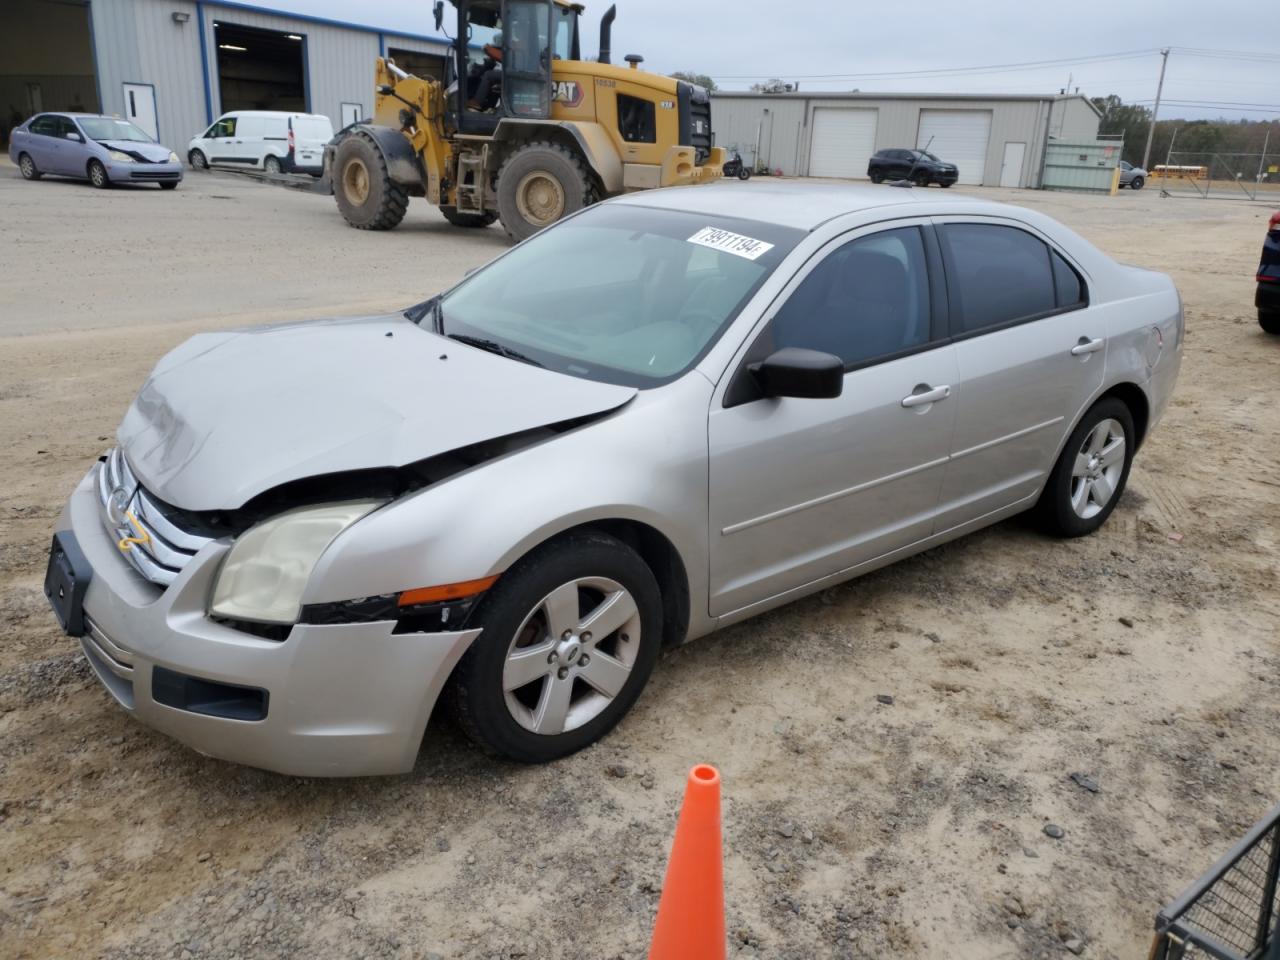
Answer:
[1153,152,1280,201]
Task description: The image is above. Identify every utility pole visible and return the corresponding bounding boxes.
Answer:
[1142,48,1170,171]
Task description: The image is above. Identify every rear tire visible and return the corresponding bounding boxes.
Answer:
[332,132,409,230]
[737,166,751,180]
[88,159,109,189]
[497,141,594,243]
[441,207,497,228]
[18,153,41,180]
[188,149,207,170]
[264,154,282,175]
[1130,176,1145,191]
[1036,398,1135,538]
[450,532,663,763]
[1260,311,1280,335]
[869,168,885,184]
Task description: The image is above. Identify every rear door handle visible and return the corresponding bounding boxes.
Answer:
[901,384,951,408]
[1070,337,1105,356]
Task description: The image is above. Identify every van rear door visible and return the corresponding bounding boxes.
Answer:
[289,115,333,171]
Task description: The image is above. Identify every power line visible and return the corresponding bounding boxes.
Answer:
[710,48,1158,82]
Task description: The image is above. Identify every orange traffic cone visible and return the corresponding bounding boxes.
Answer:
[648,764,726,960]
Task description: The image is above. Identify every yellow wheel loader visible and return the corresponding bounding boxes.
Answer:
[325,0,725,241]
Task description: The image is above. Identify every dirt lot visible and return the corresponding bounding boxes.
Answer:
[1,163,1278,960]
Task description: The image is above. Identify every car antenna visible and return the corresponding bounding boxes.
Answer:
[891,135,934,189]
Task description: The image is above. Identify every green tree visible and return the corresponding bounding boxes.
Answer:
[671,71,717,92]
[1091,95,1152,165]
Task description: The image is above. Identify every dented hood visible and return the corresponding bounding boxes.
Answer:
[118,314,636,511]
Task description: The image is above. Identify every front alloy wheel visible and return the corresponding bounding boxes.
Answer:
[450,532,662,762]
[88,159,109,189]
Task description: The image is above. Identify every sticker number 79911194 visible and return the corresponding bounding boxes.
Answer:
[687,226,775,261]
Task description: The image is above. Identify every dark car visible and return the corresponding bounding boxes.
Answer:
[867,149,958,187]
[1259,210,1280,335]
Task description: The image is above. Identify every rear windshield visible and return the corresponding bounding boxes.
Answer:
[293,117,333,140]
[438,203,803,387]
[79,117,152,142]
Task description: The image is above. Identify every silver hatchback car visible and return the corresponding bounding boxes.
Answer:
[47,183,1182,775]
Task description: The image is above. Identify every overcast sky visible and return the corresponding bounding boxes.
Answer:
[265,0,1279,121]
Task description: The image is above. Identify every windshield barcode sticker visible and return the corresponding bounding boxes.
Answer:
[687,227,774,261]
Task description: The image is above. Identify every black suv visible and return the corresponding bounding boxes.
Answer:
[867,149,958,187]
[1259,210,1280,334]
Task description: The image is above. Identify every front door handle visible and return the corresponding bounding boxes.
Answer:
[901,384,951,408]
[1070,337,1105,356]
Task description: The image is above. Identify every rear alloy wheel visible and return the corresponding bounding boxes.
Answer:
[188,149,207,170]
[1036,398,1135,537]
[1130,176,1145,191]
[332,132,409,230]
[88,159,109,189]
[497,141,594,242]
[18,153,40,180]
[450,532,662,762]
[264,154,282,175]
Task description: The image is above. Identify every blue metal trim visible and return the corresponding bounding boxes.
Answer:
[378,32,385,57]
[121,80,160,141]
[300,34,311,113]
[202,0,450,46]
[86,1,104,113]
[196,1,214,125]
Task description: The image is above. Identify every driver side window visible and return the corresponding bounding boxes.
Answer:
[766,226,934,369]
[209,117,236,138]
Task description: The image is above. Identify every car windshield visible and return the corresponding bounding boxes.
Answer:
[79,118,152,142]
[437,204,802,386]
[916,151,940,161]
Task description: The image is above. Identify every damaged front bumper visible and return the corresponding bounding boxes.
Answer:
[55,467,478,777]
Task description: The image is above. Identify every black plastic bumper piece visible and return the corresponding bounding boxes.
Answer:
[151,666,269,722]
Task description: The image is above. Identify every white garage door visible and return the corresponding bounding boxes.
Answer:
[808,108,878,179]
[917,110,992,185]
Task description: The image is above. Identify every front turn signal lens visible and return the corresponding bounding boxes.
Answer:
[397,575,500,607]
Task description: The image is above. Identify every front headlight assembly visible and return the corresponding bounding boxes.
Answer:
[168,151,180,163]
[107,149,135,163]
[210,501,384,625]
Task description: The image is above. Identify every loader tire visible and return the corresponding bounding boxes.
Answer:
[496,141,594,242]
[441,207,498,228]
[333,132,409,230]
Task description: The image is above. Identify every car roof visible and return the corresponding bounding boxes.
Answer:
[220,111,329,118]
[611,181,1005,232]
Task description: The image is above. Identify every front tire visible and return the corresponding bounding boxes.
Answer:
[450,532,663,763]
[441,207,497,228]
[1036,398,1135,538]
[1130,176,1145,191]
[264,154,282,175]
[332,132,409,230]
[18,152,41,180]
[188,149,207,170]
[160,181,178,190]
[1260,311,1280,335]
[88,159,109,189]
[496,141,595,243]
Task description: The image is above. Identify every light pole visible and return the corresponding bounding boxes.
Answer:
[1142,48,1170,172]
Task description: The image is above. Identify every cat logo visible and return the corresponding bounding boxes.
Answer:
[552,81,584,108]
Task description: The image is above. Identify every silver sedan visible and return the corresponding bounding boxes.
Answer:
[48,183,1182,775]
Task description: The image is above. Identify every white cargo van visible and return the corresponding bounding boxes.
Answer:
[187,111,334,176]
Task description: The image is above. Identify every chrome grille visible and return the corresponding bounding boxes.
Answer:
[97,448,213,586]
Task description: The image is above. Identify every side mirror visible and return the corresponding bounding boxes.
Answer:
[749,347,843,400]
[65,131,83,142]
[433,1,444,31]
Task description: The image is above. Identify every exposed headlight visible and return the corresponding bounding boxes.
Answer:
[168,151,179,163]
[108,150,135,163]
[210,501,384,624]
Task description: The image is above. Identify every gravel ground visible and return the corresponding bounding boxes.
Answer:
[1,164,1278,960]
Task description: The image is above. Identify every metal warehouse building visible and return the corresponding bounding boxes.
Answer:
[1,0,449,150]
[711,91,1102,188]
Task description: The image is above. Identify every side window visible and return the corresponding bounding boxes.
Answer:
[617,94,656,143]
[940,223,1056,334]
[29,115,57,136]
[55,117,78,139]
[1051,250,1086,309]
[768,226,933,368]
[210,117,236,138]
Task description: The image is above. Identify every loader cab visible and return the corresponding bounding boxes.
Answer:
[441,0,581,135]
